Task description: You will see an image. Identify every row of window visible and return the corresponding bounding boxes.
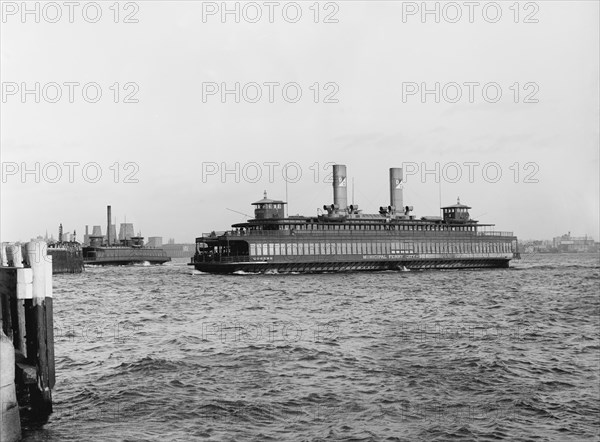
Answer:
[246,223,476,232]
[249,241,512,256]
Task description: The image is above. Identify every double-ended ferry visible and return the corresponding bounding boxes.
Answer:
[191,164,518,273]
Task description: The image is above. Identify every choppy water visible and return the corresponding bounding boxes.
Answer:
[22,253,599,441]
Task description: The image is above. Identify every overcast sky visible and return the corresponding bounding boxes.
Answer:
[1,1,598,242]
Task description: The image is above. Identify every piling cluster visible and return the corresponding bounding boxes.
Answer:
[0,241,55,442]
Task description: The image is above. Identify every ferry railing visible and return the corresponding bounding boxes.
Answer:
[200,229,515,239]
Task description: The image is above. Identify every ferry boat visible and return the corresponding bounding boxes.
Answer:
[47,224,84,274]
[191,165,519,274]
[82,206,171,266]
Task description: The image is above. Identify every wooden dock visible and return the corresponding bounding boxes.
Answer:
[1,241,55,441]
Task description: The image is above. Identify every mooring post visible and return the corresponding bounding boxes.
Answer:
[6,244,23,268]
[0,243,8,267]
[23,241,54,417]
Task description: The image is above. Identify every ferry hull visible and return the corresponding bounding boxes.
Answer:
[84,257,171,266]
[82,247,171,266]
[193,258,510,274]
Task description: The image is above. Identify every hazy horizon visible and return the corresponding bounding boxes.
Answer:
[2,1,598,243]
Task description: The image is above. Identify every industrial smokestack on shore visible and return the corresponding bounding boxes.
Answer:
[332,164,348,210]
[107,205,112,246]
[390,168,403,211]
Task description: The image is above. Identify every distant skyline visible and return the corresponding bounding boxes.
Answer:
[1,1,598,242]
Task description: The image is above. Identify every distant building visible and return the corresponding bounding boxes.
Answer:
[92,225,103,237]
[147,237,163,248]
[119,223,135,241]
[108,224,118,245]
[552,233,599,253]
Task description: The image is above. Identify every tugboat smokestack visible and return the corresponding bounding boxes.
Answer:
[389,168,403,211]
[107,205,111,246]
[332,164,348,210]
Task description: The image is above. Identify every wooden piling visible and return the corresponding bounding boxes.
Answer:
[1,331,21,442]
[0,240,55,431]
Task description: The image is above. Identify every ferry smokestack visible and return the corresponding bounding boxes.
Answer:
[389,168,403,211]
[332,164,348,210]
[107,205,112,245]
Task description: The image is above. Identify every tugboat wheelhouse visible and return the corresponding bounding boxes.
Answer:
[192,164,518,273]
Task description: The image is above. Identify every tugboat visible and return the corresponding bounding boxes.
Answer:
[82,206,171,266]
[191,164,519,274]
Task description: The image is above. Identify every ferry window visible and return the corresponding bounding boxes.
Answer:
[375,243,381,254]
[351,243,356,254]
[274,244,280,255]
